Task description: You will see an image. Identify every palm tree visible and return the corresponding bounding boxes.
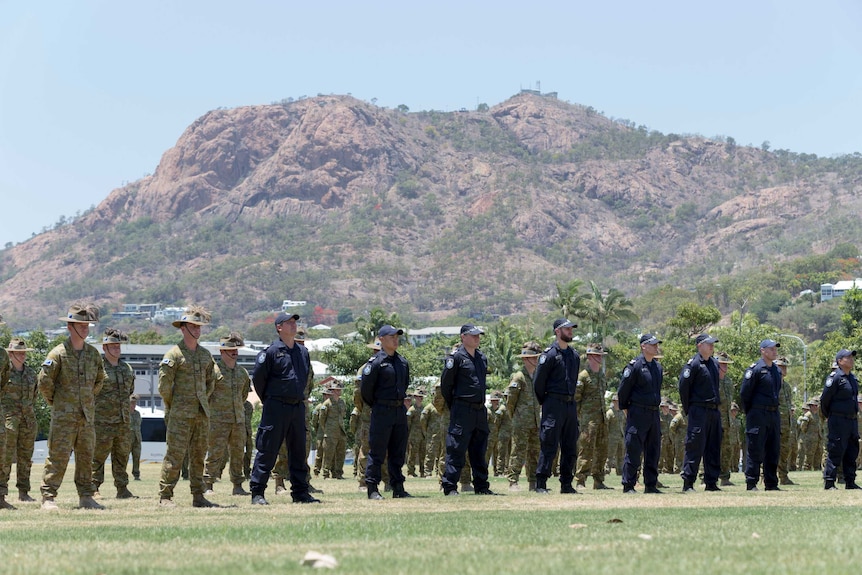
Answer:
[578,281,639,344]
[548,279,589,319]
[354,308,402,343]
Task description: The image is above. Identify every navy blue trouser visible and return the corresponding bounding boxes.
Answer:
[824,415,860,484]
[744,408,780,487]
[622,406,661,489]
[536,398,579,487]
[681,405,723,485]
[250,398,308,498]
[365,404,408,490]
[442,401,490,493]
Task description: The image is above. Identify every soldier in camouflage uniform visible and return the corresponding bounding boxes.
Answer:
[506,342,542,491]
[319,380,348,479]
[774,357,796,485]
[575,344,611,489]
[485,392,501,475]
[729,402,742,473]
[659,400,673,473]
[129,395,142,480]
[1,337,35,507]
[605,394,624,476]
[796,398,822,470]
[669,404,686,474]
[242,400,253,480]
[715,351,737,486]
[311,385,330,477]
[39,303,107,510]
[203,333,251,495]
[495,392,513,477]
[421,393,441,477]
[406,389,426,477]
[92,328,137,499]
[157,306,218,508]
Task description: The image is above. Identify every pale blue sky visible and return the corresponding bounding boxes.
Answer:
[2,0,860,245]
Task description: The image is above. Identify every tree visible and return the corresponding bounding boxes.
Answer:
[840,286,862,336]
[129,330,164,344]
[354,308,402,343]
[577,282,639,344]
[482,319,530,384]
[477,103,489,112]
[548,279,589,319]
[667,302,722,338]
[396,104,410,113]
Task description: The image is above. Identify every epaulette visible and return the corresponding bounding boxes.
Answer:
[686,358,693,365]
[748,362,757,369]
[628,359,637,365]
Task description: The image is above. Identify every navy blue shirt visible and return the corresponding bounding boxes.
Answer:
[617,354,662,410]
[820,368,859,419]
[678,353,720,414]
[532,342,580,404]
[440,345,488,406]
[253,338,310,401]
[739,359,781,413]
[360,350,410,407]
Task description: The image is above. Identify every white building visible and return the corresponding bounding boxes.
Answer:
[820,279,862,301]
[407,326,470,346]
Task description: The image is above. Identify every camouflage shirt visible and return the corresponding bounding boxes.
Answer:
[318,397,347,438]
[576,366,607,424]
[158,341,216,419]
[96,359,135,425]
[507,369,540,430]
[209,360,250,424]
[2,364,38,416]
[38,340,106,423]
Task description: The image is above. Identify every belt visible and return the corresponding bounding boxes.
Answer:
[630,402,658,411]
[691,402,719,410]
[267,396,303,405]
[454,399,485,410]
[375,400,404,407]
[751,404,778,412]
[547,393,575,403]
[829,411,858,420]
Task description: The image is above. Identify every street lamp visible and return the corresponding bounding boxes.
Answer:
[779,334,807,401]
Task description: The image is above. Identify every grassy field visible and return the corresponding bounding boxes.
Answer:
[0,464,860,574]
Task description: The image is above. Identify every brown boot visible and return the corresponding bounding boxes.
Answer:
[18,491,35,503]
[159,497,176,508]
[508,481,521,492]
[232,484,250,496]
[275,477,287,495]
[528,481,536,492]
[203,483,215,495]
[78,495,105,510]
[0,495,16,510]
[192,493,220,508]
[41,496,58,511]
[116,486,138,499]
[593,478,613,490]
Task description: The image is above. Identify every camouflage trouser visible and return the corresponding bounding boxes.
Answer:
[406,435,425,477]
[92,421,133,490]
[575,417,608,483]
[796,438,818,470]
[494,434,511,476]
[719,420,735,480]
[352,432,362,478]
[486,434,498,476]
[313,437,324,476]
[41,415,96,498]
[0,419,5,496]
[789,434,798,470]
[506,424,539,484]
[778,428,793,481]
[322,433,346,479]
[130,432,141,479]
[660,434,674,473]
[424,429,442,477]
[204,421,246,487]
[243,421,254,479]
[673,437,685,473]
[1,411,37,494]
[606,436,624,475]
[159,412,209,498]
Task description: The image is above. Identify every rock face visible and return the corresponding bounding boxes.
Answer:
[1,92,860,327]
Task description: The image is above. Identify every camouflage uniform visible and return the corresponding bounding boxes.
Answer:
[575,362,609,488]
[606,399,625,475]
[311,396,326,477]
[130,406,142,480]
[2,354,36,497]
[420,401,441,477]
[158,340,216,500]
[39,339,106,499]
[777,375,795,484]
[243,400,254,479]
[659,405,673,473]
[203,358,250,490]
[506,367,540,488]
[718,373,736,483]
[796,405,822,470]
[485,401,500,475]
[728,409,742,472]
[494,402,512,477]
[319,392,348,479]
[406,396,426,477]
[669,411,687,474]
[92,357,135,493]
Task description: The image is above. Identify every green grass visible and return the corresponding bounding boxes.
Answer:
[0,465,859,574]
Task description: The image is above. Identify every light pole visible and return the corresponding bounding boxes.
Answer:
[779,334,807,401]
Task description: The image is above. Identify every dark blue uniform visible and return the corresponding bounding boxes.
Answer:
[440,345,490,494]
[820,368,860,486]
[361,349,410,493]
[250,339,311,500]
[739,359,781,488]
[618,354,663,490]
[678,353,723,487]
[532,342,580,489]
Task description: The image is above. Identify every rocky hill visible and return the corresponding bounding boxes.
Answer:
[2,92,861,328]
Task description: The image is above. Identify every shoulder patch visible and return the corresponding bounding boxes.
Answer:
[363,365,372,376]
[445,358,455,369]
[744,370,752,380]
[623,367,631,378]
[683,368,691,378]
[41,359,53,367]
[160,358,173,366]
[825,377,833,388]
[538,354,547,365]
[257,351,266,364]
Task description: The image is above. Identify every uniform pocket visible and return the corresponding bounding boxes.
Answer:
[255,425,274,451]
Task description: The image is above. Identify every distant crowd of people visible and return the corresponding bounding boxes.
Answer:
[1,305,860,511]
